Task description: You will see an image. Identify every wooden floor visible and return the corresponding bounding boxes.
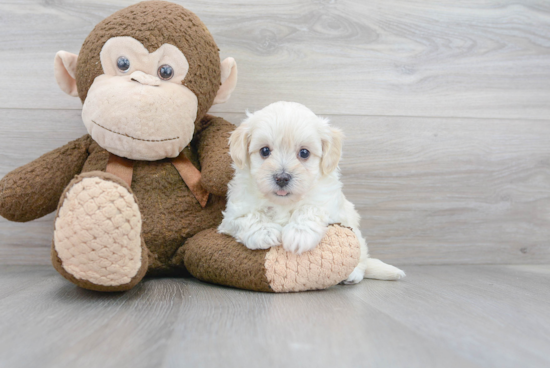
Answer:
[0,265,548,368]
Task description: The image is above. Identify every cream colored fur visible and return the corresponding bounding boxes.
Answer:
[219,101,405,283]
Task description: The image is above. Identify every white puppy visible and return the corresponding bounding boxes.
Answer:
[218,101,405,283]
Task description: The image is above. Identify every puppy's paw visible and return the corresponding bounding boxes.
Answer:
[282,223,326,254]
[243,223,282,250]
[342,267,364,285]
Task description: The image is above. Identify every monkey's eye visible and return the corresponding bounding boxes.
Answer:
[260,147,271,158]
[299,149,310,159]
[117,56,130,72]
[158,64,174,80]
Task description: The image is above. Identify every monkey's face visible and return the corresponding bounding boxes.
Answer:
[54,2,238,161]
[81,37,198,161]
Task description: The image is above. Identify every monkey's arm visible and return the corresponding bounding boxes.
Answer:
[0,135,92,222]
[194,115,235,197]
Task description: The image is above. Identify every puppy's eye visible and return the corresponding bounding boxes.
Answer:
[299,149,310,159]
[117,56,130,72]
[260,147,271,158]
[158,64,174,80]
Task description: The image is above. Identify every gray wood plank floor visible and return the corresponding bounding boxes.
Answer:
[0,264,548,368]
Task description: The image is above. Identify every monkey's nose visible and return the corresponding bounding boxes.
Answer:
[130,71,161,86]
[274,173,291,188]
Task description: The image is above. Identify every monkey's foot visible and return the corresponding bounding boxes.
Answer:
[52,172,148,291]
[179,224,361,292]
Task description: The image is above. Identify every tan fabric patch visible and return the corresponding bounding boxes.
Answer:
[54,177,142,286]
[265,225,361,292]
[106,153,134,187]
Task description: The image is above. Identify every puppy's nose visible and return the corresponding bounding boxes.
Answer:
[274,173,291,188]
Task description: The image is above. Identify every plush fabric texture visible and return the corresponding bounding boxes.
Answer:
[170,153,209,208]
[78,116,233,276]
[75,1,221,127]
[0,113,233,282]
[265,225,361,292]
[54,51,78,96]
[54,174,143,286]
[0,135,92,222]
[213,57,237,104]
[0,1,362,293]
[181,228,273,292]
[194,115,235,197]
[82,71,198,161]
[180,225,361,292]
[51,171,149,292]
[99,37,189,80]
[106,154,134,187]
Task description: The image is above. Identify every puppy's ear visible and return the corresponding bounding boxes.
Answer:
[229,123,250,169]
[321,126,344,175]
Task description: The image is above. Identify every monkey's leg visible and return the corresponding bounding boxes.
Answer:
[173,225,361,292]
[51,171,148,292]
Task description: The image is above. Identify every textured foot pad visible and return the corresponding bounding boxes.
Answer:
[265,225,360,292]
[183,224,361,292]
[52,172,146,291]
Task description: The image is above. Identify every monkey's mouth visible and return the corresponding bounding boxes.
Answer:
[92,120,179,142]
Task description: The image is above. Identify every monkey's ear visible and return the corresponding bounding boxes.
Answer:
[321,127,344,175]
[229,122,250,169]
[54,51,79,97]
[213,57,238,105]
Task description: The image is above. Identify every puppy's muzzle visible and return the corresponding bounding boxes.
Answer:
[274,173,291,188]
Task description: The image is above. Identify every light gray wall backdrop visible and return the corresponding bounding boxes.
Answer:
[1,0,549,266]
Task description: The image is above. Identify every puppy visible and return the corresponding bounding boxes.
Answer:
[218,101,405,283]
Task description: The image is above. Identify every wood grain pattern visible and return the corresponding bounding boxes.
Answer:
[0,265,549,368]
[348,264,550,368]
[1,0,549,265]
[1,110,549,265]
[337,114,550,264]
[0,2,548,366]
[1,0,550,118]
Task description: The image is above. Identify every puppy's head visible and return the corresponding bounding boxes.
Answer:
[229,101,343,203]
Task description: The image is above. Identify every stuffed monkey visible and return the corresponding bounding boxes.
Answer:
[0,1,360,292]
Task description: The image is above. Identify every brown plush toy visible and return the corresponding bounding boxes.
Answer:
[0,1,360,292]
